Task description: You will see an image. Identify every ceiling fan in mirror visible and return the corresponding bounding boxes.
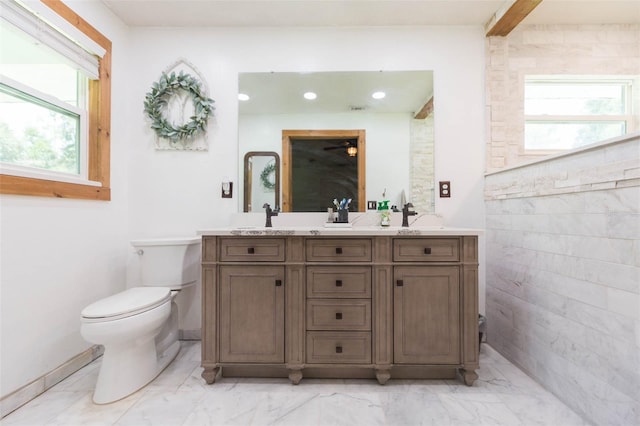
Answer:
[323,140,358,157]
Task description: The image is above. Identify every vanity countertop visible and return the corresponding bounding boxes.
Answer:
[197,226,483,237]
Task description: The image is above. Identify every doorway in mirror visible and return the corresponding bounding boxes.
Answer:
[282,130,366,212]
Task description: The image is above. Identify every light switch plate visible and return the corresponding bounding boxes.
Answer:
[439,181,451,198]
[367,200,377,210]
[221,182,233,198]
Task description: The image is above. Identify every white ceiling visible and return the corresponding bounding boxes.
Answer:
[101,0,638,115]
[101,0,640,28]
[239,71,434,115]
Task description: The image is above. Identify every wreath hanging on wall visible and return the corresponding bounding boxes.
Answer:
[260,161,277,191]
[143,71,215,142]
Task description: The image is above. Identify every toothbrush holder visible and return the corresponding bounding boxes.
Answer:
[336,209,349,223]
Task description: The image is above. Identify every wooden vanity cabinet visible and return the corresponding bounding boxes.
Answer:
[218,265,284,363]
[201,234,479,386]
[393,266,460,364]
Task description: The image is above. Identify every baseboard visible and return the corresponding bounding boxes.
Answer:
[179,328,201,340]
[0,345,103,418]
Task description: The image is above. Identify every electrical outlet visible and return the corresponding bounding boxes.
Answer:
[367,200,377,210]
[439,181,451,198]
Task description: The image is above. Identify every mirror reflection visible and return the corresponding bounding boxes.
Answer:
[243,151,280,212]
[239,71,435,213]
[283,129,365,212]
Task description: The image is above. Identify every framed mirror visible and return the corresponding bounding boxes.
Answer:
[243,151,280,212]
[239,71,435,213]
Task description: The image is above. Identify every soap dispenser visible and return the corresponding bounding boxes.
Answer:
[378,199,391,227]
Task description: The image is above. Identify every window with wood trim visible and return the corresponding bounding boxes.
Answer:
[0,0,111,200]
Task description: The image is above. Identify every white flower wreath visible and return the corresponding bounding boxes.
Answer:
[143,71,214,142]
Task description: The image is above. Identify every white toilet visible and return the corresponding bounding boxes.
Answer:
[80,237,201,404]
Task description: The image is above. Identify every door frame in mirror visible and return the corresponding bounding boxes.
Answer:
[282,129,366,212]
[243,151,281,212]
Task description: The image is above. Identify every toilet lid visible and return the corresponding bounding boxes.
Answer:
[81,287,171,319]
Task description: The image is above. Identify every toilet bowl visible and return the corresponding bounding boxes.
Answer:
[80,237,200,404]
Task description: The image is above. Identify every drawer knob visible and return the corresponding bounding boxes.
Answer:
[248,247,255,254]
[335,312,343,320]
[397,280,404,287]
[335,247,343,254]
[335,280,343,287]
[275,280,282,287]
[424,247,431,255]
[335,345,343,353]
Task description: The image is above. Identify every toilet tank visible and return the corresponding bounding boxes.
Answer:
[130,237,201,289]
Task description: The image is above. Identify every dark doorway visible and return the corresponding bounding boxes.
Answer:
[282,129,365,212]
[291,138,359,212]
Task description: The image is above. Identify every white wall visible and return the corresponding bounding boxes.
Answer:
[127,25,485,231]
[1,21,488,398]
[126,27,487,327]
[0,1,131,398]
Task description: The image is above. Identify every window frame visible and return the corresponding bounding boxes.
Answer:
[0,73,89,178]
[0,0,111,201]
[523,77,635,152]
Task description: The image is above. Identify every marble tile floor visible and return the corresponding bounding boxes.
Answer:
[2,341,589,426]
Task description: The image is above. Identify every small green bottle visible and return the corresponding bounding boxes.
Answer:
[378,200,391,227]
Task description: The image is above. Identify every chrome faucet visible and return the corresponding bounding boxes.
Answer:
[402,203,417,227]
[263,203,279,227]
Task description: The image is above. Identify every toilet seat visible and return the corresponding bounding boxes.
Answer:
[82,287,171,322]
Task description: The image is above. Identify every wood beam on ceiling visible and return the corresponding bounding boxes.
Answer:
[485,0,543,37]
[414,96,434,120]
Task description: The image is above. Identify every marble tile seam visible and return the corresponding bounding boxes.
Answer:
[486,292,632,363]
[487,279,637,331]
[487,253,640,295]
[487,306,639,407]
[485,179,640,199]
[487,291,639,382]
[527,337,638,425]
[488,259,640,317]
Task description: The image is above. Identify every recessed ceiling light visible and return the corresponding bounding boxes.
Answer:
[304,92,317,100]
[372,91,386,99]
[238,93,250,101]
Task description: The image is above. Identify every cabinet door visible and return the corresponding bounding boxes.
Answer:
[219,266,285,363]
[394,266,460,364]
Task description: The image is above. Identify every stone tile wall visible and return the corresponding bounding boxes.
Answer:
[485,134,640,425]
[410,116,435,213]
[485,24,640,172]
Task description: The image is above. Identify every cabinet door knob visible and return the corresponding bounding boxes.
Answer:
[423,247,431,255]
[396,280,404,287]
[247,247,255,254]
[335,247,343,254]
[335,345,343,353]
[335,312,343,320]
[335,280,343,287]
[275,280,282,287]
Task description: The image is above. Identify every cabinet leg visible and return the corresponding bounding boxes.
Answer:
[375,369,391,385]
[459,368,478,386]
[288,369,303,385]
[202,367,220,384]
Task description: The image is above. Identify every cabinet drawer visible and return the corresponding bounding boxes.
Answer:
[393,238,460,262]
[306,239,372,262]
[306,299,371,331]
[306,331,371,364]
[219,238,285,262]
[306,266,371,298]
